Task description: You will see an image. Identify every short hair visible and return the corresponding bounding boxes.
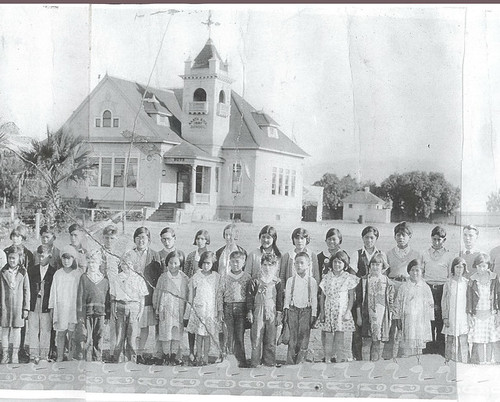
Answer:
[463,224,479,236]
[165,250,185,269]
[160,227,176,238]
[295,251,310,261]
[223,224,238,240]
[39,225,56,237]
[86,248,102,261]
[229,250,246,260]
[198,251,216,268]
[431,226,446,238]
[292,227,310,245]
[102,224,118,236]
[473,253,491,270]
[68,223,82,234]
[133,226,151,241]
[394,221,412,237]
[407,258,421,274]
[193,229,210,246]
[261,253,278,265]
[5,245,25,265]
[450,257,468,275]
[10,225,28,241]
[259,225,281,258]
[324,250,350,271]
[369,252,387,269]
[325,228,342,244]
[361,226,379,239]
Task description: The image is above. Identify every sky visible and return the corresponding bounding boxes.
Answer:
[0,4,499,212]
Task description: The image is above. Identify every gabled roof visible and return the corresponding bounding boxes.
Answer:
[342,190,385,205]
[251,111,278,127]
[143,94,172,116]
[163,141,222,162]
[192,39,227,71]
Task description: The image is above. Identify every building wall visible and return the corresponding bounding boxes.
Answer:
[343,203,391,223]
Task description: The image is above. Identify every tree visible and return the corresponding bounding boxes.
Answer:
[487,190,500,212]
[20,129,92,227]
[313,173,359,211]
[0,153,24,206]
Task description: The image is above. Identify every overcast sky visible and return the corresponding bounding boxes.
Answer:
[0,4,499,212]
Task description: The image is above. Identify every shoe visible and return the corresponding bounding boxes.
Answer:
[153,356,165,365]
[11,353,19,364]
[136,355,146,365]
[330,357,337,363]
[188,353,196,366]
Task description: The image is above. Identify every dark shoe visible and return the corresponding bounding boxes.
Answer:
[330,357,337,363]
[170,354,183,366]
[136,355,146,365]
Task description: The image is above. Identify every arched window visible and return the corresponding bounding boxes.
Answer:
[193,88,207,102]
[219,90,226,104]
[102,110,112,127]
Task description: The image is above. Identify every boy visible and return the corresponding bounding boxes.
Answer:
[77,249,111,361]
[247,254,283,367]
[35,225,60,270]
[69,224,87,271]
[460,225,482,276]
[110,255,148,363]
[28,245,56,362]
[283,251,317,365]
[422,226,453,356]
[158,227,186,273]
[221,250,251,368]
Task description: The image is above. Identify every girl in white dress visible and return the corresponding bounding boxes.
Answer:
[441,257,469,362]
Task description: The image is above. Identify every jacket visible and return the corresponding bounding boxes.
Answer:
[466,272,500,315]
[27,263,56,312]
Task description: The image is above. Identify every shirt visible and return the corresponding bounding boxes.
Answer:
[110,270,148,303]
[350,247,386,274]
[422,247,453,284]
[40,264,49,282]
[284,274,318,314]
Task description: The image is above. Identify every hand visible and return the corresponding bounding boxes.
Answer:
[183,319,189,328]
[22,310,28,320]
[319,311,325,323]
[394,318,402,331]
[356,315,362,327]
[343,311,351,321]
[247,311,253,324]
[275,311,283,326]
[310,316,316,328]
[467,314,474,328]
[283,308,289,324]
[443,318,450,328]
[104,318,109,325]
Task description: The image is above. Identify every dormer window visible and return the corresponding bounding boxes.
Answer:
[103,110,112,127]
[266,126,279,139]
[157,114,170,127]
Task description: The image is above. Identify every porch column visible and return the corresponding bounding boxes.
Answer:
[191,164,197,204]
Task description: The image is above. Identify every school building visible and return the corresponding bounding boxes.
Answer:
[60,39,308,223]
[341,187,392,223]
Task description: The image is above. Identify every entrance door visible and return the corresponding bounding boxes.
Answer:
[177,170,191,203]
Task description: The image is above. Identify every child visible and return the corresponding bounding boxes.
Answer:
[77,249,111,361]
[441,257,469,363]
[466,253,500,364]
[393,259,434,357]
[221,250,251,368]
[0,245,30,363]
[214,224,247,275]
[28,245,56,362]
[186,251,223,365]
[184,229,210,278]
[461,225,482,277]
[283,251,317,365]
[317,228,343,282]
[110,255,148,363]
[153,251,188,365]
[247,253,283,368]
[158,227,185,273]
[280,228,320,289]
[318,250,358,363]
[68,224,87,271]
[246,225,282,279]
[35,225,61,270]
[49,245,83,362]
[356,252,395,361]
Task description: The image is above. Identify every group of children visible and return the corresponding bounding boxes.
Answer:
[0,220,499,366]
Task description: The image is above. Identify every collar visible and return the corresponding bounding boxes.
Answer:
[361,246,379,257]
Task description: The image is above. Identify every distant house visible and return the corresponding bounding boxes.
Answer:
[342,187,391,223]
[59,38,308,223]
[302,185,323,222]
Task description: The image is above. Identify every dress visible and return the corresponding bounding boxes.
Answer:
[468,279,500,343]
[393,280,434,349]
[366,275,395,341]
[186,271,222,337]
[318,271,358,333]
[441,278,469,337]
[49,268,84,331]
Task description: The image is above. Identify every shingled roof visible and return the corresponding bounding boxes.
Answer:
[163,141,222,162]
[192,39,228,71]
[342,190,385,205]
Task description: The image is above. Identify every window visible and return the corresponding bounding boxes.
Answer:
[113,118,119,128]
[284,169,290,196]
[193,88,207,102]
[291,170,296,197]
[230,213,241,221]
[195,166,211,194]
[267,126,279,139]
[103,110,112,127]
[219,90,225,104]
[271,167,277,195]
[272,168,296,197]
[113,158,125,187]
[101,157,112,187]
[127,158,138,188]
[232,163,242,193]
[215,167,220,192]
[349,204,353,209]
[278,168,283,195]
[88,157,100,186]
[95,118,101,128]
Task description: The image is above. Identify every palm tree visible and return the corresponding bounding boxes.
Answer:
[20,129,92,227]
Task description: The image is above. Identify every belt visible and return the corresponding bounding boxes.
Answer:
[115,300,139,305]
[429,284,444,289]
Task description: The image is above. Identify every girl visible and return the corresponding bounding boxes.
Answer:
[318,250,359,362]
[49,245,84,362]
[246,225,282,279]
[158,227,185,273]
[393,259,434,358]
[153,251,188,365]
[280,228,320,289]
[317,228,343,282]
[442,257,469,363]
[214,224,247,275]
[186,251,223,365]
[1,245,30,364]
[356,252,395,361]
[466,253,500,364]
[124,227,161,364]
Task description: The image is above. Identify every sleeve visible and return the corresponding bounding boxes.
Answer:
[212,247,222,273]
[283,277,292,310]
[387,280,396,315]
[48,273,57,310]
[348,274,360,290]
[104,280,111,320]
[426,284,435,321]
[275,281,284,312]
[23,272,30,312]
[246,250,258,279]
[279,253,291,287]
[393,283,404,320]
[355,278,363,310]
[152,274,162,311]
[310,252,320,286]
[246,279,257,313]
[216,274,223,314]
[441,281,450,320]
[76,275,85,319]
[139,276,149,298]
[311,278,318,316]
[350,251,359,274]
[466,280,474,315]
[184,253,193,277]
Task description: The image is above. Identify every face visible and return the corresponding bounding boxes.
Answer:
[332,258,345,275]
[11,234,23,246]
[61,254,74,268]
[395,231,410,248]
[370,262,384,276]
[201,258,213,272]
[161,232,175,250]
[196,234,208,249]
[103,233,116,249]
[409,265,423,282]
[362,233,377,250]
[70,230,82,247]
[8,253,19,268]
[38,251,50,266]
[40,232,55,247]
[261,261,276,277]
[87,256,101,273]
[476,261,489,273]
[168,257,181,276]
[431,235,446,250]
[294,256,309,276]
[293,235,307,250]
[325,235,340,251]
[453,263,465,277]
[134,233,149,250]
[224,229,236,244]
[230,256,245,273]
[260,234,274,250]
[463,229,478,249]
